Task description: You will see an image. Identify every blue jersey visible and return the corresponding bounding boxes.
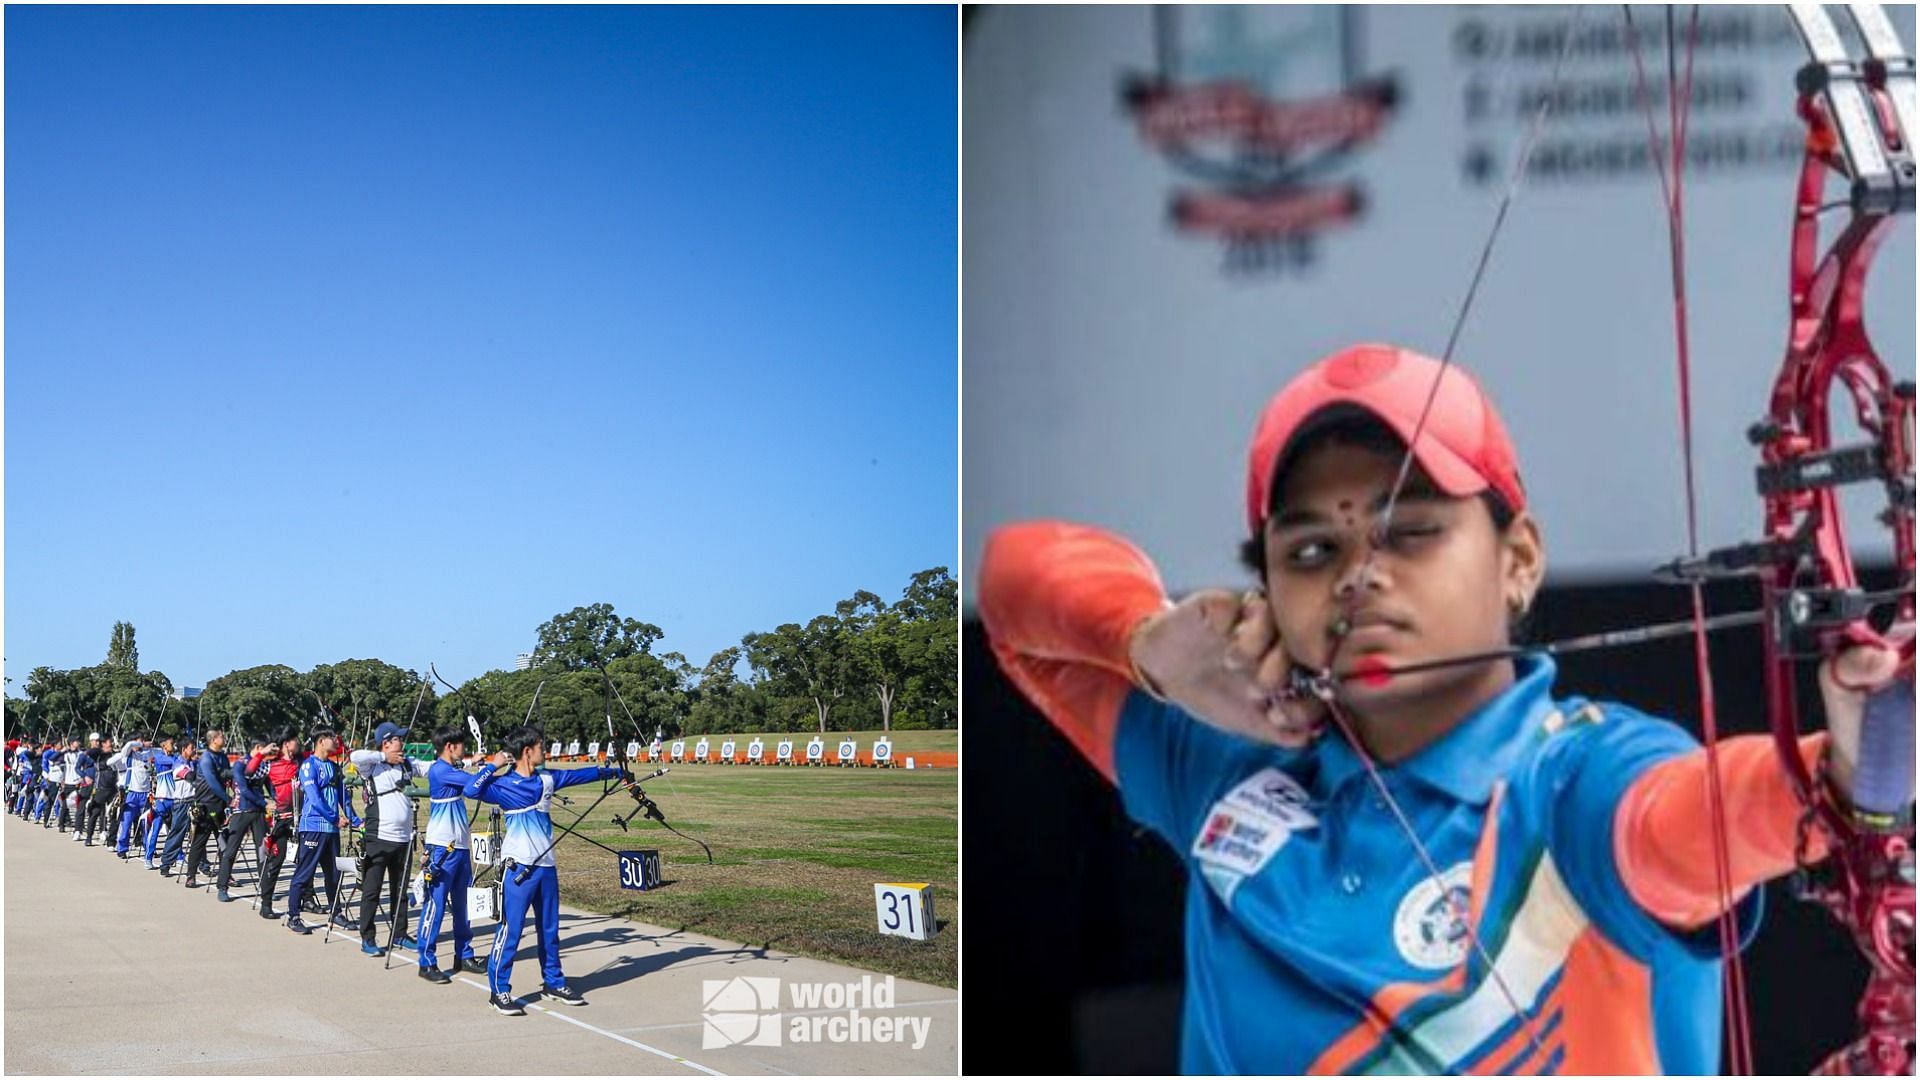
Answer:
[426,759,479,850]
[296,756,359,834]
[1114,656,1758,1075]
[146,750,181,800]
[464,765,617,867]
[233,752,271,812]
[195,748,233,805]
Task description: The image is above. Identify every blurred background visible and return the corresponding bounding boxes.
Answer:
[961,4,1914,1074]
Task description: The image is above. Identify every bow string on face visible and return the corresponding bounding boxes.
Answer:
[1287,6,1914,1075]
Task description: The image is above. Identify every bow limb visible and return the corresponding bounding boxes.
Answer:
[428,664,489,758]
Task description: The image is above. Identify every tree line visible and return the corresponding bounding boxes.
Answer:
[4,568,957,746]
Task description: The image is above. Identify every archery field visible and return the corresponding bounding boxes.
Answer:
[2,737,957,1075]
[540,734,958,988]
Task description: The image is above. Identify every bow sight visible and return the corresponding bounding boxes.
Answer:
[609,767,667,833]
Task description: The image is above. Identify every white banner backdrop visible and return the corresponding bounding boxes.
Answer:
[963,4,1915,601]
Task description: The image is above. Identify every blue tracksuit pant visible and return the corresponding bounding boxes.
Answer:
[160,801,192,866]
[418,845,477,971]
[116,791,150,854]
[144,799,174,862]
[487,863,566,995]
[287,831,341,917]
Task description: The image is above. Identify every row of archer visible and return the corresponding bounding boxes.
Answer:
[6,676,701,1017]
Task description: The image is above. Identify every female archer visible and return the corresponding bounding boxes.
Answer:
[979,343,1912,1075]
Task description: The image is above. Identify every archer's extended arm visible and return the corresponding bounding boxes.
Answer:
[978,522,1170,783]
[554,765,621,791]
[1615,733,1831,929]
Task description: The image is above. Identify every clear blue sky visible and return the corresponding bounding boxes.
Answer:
[4,5,957,692]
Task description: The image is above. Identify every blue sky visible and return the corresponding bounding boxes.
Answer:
[4,5,957,691]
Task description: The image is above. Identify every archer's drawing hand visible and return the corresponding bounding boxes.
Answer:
[1129,589,1326,748]
[1817,623,1914,803]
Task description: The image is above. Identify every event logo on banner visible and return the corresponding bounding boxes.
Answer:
[1120,6,1398,276]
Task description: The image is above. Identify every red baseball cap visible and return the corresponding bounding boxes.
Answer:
[1245,343,1526,533]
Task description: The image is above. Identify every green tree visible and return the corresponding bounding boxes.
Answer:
[532,604,665,671]
[839,590,910,732]
[897,568,958,729]
[687,647,747,734]
[25,664,177,743]
[200,665,307,747]
[306,660,435,748]
[106,622,139,671]
[744,614,853,733]
[4,696,38,741]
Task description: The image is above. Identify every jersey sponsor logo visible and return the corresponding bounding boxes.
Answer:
[1392,861,1474,970]
[1190,767,1318,904]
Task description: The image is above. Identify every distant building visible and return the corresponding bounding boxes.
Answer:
[514,653,533,671]
[171,687,203,701]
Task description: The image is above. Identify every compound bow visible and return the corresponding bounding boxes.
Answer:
[1284,4,1915,1075]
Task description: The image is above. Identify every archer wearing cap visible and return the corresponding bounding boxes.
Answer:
[348,721,431,956]
[978,343,1905,1074]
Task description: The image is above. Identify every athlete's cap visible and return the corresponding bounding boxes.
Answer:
[372,722,408,746]
[1245,343,1526,533]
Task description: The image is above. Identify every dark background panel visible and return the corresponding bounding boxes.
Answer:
[962,569,1898,1075]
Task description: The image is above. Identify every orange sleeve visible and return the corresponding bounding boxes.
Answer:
[1614,732,1831,929]
[977,522,1171,784]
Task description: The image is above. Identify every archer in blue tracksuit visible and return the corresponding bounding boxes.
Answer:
[110,740,153,857]
[34,744,63,823]
[464,726,619,1014]
[417,727,486,982]
[286,732,361,935]
[139,738,180,866]
[15,749,39,816]
[159,739,202,874]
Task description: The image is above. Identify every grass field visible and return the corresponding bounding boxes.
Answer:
[432,762,957,987]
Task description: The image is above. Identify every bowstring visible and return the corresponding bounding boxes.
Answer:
[429,663,502,845]
[600,667,714,861]
[1621,6,1754,1074]
[1301,7,1590,1064]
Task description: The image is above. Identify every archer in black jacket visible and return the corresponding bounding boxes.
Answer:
[82,741,120,847]
[185,732,235,889]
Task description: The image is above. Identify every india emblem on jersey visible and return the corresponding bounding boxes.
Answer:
[1392,861,1474,970]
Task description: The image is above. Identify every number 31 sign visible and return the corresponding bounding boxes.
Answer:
[873,882,937,942]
